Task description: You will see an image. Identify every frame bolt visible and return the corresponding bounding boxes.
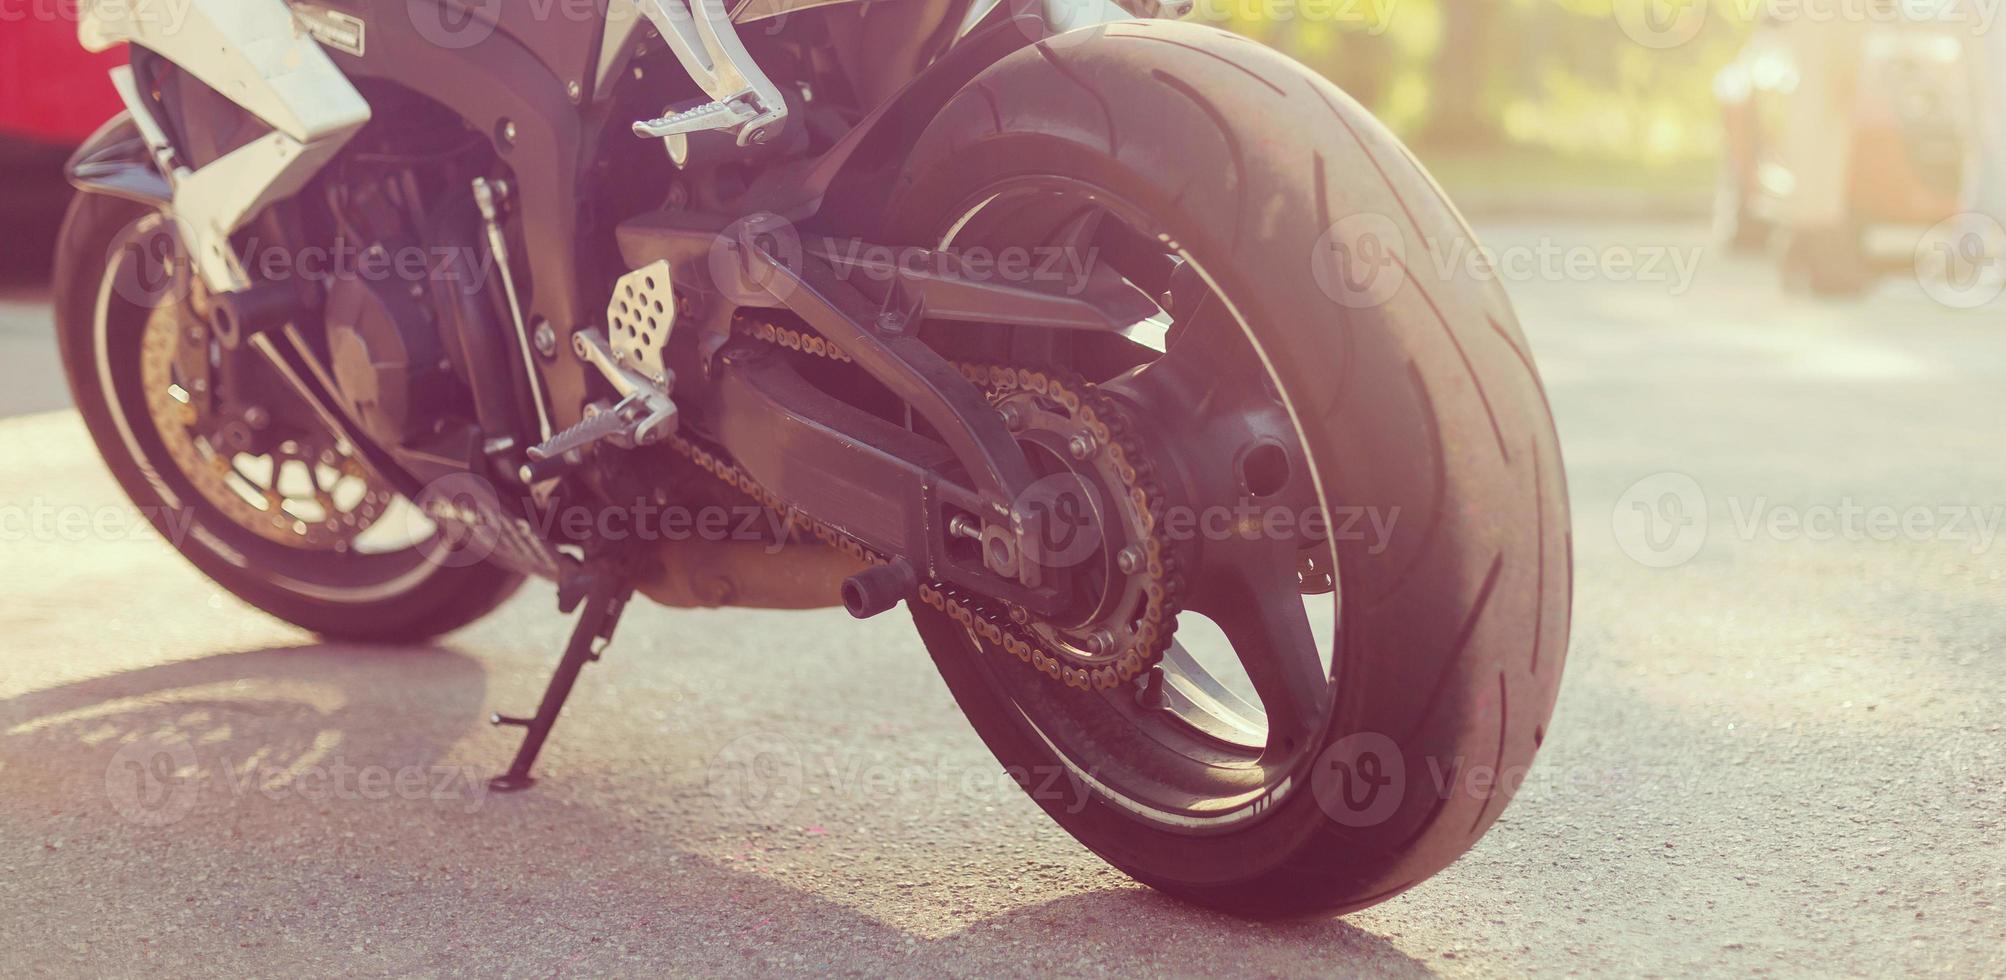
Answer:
[1115,545,1143,575]
[532,319,557,359]
[875,311,907,335]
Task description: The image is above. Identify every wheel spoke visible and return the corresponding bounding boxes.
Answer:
[1051,203,1106,255]
[1189,559,1329,759]
[1051,200,1179,294]
[1129,290,1270,418]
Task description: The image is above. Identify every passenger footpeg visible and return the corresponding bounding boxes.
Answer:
[632,0,786,148]
[633,98,760,140]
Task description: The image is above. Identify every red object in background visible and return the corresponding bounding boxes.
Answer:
[0,15,125,146]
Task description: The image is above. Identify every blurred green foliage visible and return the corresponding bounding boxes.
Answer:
[1202,0,1757,164]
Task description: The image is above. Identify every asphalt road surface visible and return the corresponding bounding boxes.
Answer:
[2,223,2002,977]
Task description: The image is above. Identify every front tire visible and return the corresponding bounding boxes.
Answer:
[887,22,1572,917]
[53,191,524,643]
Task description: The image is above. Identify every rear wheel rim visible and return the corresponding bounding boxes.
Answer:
[929,175,1342,831]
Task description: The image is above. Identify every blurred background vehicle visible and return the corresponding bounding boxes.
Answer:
[1714,2,1971,295]
[0,20,122,277]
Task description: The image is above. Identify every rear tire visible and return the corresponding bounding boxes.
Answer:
[887,22,1571,918]
[53,191,524,644]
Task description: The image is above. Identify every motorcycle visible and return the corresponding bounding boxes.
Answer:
[55,0,1570,917]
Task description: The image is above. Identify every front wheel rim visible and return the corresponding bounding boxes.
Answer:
[88,210,449,603]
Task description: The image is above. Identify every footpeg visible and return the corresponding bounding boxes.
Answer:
[632,0,786,148]
[527,403,632,461]
[521,396,660,481]
[633,99,758,140]
[522,328,678,481]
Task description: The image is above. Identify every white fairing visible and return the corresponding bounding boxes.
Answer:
[78,0,370,291]
[1042,0,1141,34]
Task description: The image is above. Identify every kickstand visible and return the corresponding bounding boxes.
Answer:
[488,569,636,793]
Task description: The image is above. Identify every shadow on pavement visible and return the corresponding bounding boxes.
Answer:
[959,889,1437,978]
[1,642,1436,975]
[0,643,491,797]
